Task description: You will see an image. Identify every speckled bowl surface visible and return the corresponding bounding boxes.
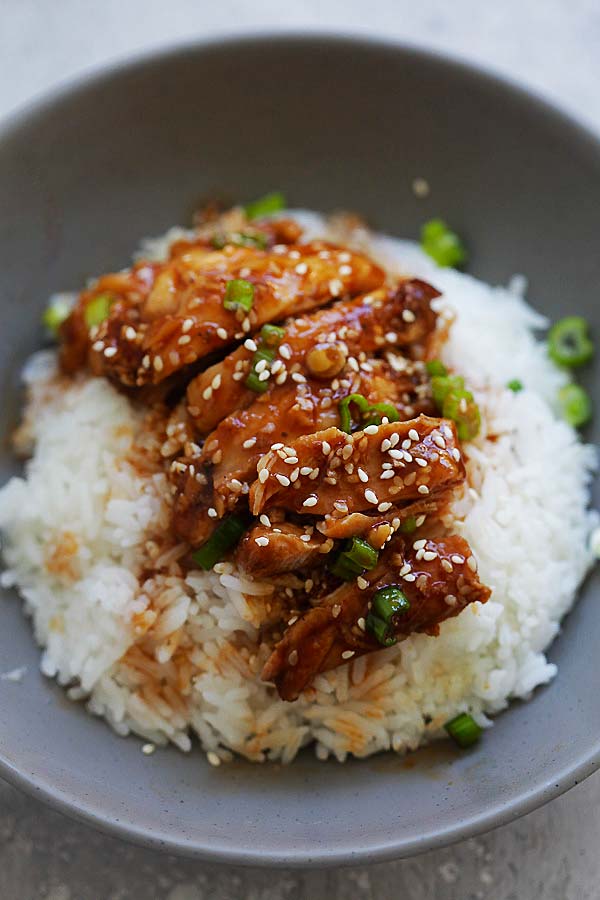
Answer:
[0,33,598,866]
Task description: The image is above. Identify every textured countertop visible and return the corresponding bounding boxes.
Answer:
[1,1,600,897]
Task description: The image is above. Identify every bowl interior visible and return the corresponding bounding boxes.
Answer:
[0,35,599,865]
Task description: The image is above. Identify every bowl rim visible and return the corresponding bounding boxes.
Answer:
[1,29,600,867]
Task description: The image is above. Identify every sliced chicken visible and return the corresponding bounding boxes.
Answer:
[234,520,330,578]
[249,416,464,520]
[262,535,491,700]
[60,240,385,386]
[186,278,440,434]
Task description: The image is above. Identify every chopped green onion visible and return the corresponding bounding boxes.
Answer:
[431,374,465,409]
[338,393,370,433]
[426,359,448,377]
[223,279,255,313]
[245,191,286,221]
[329,537,379,581]
[399,516,417,534]
[548,316,594,368]
[442,388,481,441]
[372,585,410,625]
[43,297,71,336]
[444,712,482,749]
[421,219,467,268]
[84,293,113,329]
[366,612,397,647]
[364,402,400,426]
[260,323,285,348]
[507,379,523,393]
[557,383,592,428]
[245,347,276,394]
[212,231,268,250]
[191,515,248,570]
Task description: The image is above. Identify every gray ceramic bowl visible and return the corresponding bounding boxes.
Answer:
[0,33,599,867]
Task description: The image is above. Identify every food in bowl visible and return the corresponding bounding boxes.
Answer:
[0,196,596,763]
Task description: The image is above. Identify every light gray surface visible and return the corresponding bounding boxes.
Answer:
[1,1,600,897]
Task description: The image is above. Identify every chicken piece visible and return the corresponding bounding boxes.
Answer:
[262,535,491,700]
[186,278,440,434]
[234,520,329,578]
[172,362,433,546]
[60,240,384,386]
[250,416,464,520]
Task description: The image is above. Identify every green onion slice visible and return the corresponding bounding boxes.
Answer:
[223,279,255,312]
[366,612,397,647]
[329,537,379,581]
[364,402,400,426]
[338,393,370,433]
[43,297,72,336]
[426,359,448,377]
[260,323,285,348]
[372,585,410,625]
[507,379,523,393]
[444,712,482,749]
[421,218,467,269]
[431,374,465,409]
[245,191,286,220]
[192,515,248,570]
[557,383,592,428]
[399,516,417,534]
[442,388,481,442]
[548,316,594,368]
[84,293,113,329]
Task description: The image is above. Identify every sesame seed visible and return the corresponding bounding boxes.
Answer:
[385,331,397,343]
[445,594,457,606]
[364,424,379,435]
[283,446,296,455]
[259,514,271,527]
[423,551,437,561]
[92,340,104,352]
[380,470,394,480]
[433,433,446,449]
[178,334,191,345]
[381,438,392,452]
[329,278,343,296]
[452,447,461,461]
[295,262,308,275]
[402,439,411,450]
[103,346,117,358]
[303,495,318,507]
[258,468,269,484]
[415,515,426,527]
[211,373,222,390]
[467,556,478,572]
[142,355,151,369]
[232,372,244,381]
[279,343,292,360]
[207,507,218,518]
[357,616,366,630]
[308,468,320,480]
[451,554,465,565]
[255,536,269,547]
[288,650,299,666]
[399,563,411,576]
[182,318,194,333]
[244,338,257,351]
[300,534,311,542]
[276,474,291,487]
[142,743,156,755]
[271,359,284,374]
[292,372,306,383]
[243,437,257,449]
[124,326,137,340]
[339,251,351,262]
[357,468,369,483]
[417,485,430,495]
[356,577,368,591]
[284,456,299,465]
[341,650,355,660]
[402,309,416,323]
[153,356,164,372]
[378,501,392,512]
[322,441,331,455]
[403,573,417,582]
[413,539,427,550]
[365,489,378,505]
[255,358,268,374]
[288,249,301,259]
[242,317,251,333]
[207,751,221,766]
[288,616,299,625]
[319,249,331,259]
[441,559,453,573]
[390,433,400,448]
[342,444,353,460]
[334,500,348,512]
[300,466,312,475]
[217,327,228,340]
[258,370,270,382]
[339,264,352,276]
[331,604,341,618]
[202,386,213,400]
[408,429,419,442]
[415,457,427,468]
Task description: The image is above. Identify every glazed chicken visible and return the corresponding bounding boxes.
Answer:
[57,203,490,702]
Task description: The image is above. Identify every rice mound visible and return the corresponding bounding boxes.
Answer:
[0,214,596,764]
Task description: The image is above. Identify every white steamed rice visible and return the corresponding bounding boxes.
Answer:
[0,212,596,764]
